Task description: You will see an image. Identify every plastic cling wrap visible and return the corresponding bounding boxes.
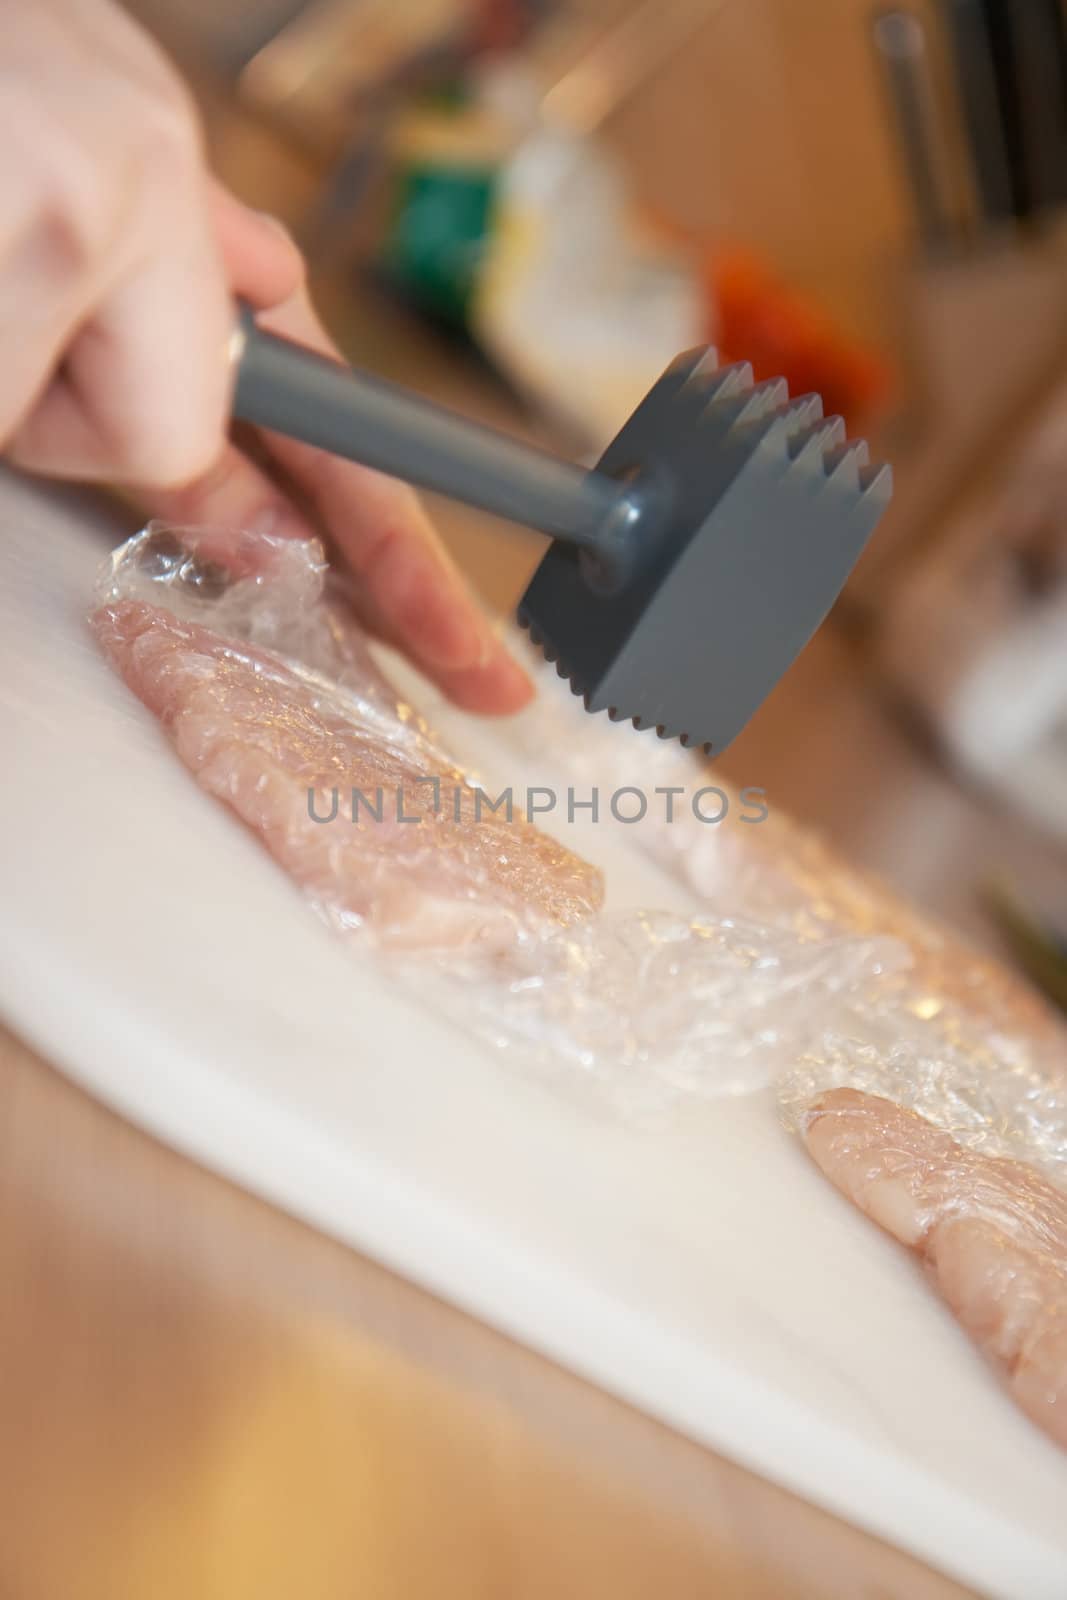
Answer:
[499,632,1067,1169]
[93,525,602,953]
[802,1089,1067,1451]
[91,521,1067,1446]
[496,631,1067,1447]
[502,627,1062,1040]
[777,982,1067,1185]
[91,522,899,1112]
[92,524,1067,1128]
[413,910,907,1117]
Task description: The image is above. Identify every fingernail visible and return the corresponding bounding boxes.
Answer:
[495,648,536,702]
[247,503,311,542]
[255,210,295,243]
[422,610,492,672]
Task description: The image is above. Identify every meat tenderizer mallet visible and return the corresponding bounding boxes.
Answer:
[231,308,891,755]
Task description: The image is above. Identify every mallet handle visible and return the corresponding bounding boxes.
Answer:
[232,307,633,556]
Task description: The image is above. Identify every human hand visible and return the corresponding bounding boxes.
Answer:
[1,0,532,712]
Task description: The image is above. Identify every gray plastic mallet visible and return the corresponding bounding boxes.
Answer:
[232,308,891,754]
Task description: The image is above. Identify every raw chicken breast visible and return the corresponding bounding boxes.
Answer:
[804,1088,1067,1449]
[91,598,602,951]
[510,629,1062,1046]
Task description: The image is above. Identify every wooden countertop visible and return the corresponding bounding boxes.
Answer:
[0,471,1041,1600]
[0,1019,975,1600]
[3,6,1061,1592]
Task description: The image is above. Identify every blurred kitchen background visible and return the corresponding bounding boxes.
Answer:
[130,0,1067,1003]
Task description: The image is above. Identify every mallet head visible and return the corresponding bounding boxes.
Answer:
[517,350,891,755]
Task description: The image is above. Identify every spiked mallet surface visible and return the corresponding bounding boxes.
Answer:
[233,314,891,754]
[517,350,891,755]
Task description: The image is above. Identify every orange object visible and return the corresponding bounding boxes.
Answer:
[706,246,894,433]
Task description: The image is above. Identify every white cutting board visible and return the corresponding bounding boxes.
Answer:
[0,469,1064,1599]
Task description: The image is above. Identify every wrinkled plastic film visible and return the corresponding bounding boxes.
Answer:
[404,912,908,1117]
[91,523,900,1112]
[92,523,1067,1450]
[778,983,1067,1184]
[92,526,1067,1139]
[93,524,602,955]
[504,628,1067,1167]
[95,522,441,750]
[507,625,1067,1449]
[505,627,1060,1033]
[802,1089,1067,1450]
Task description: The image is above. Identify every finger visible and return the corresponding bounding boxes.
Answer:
[324,566,537,714]
[0,169,106,445]
[10,176,233,487]
[208,181,305,310]
[138,439,315,551]
[250,285,534,713]
[138,443,534,713]
[421,650,537,715]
